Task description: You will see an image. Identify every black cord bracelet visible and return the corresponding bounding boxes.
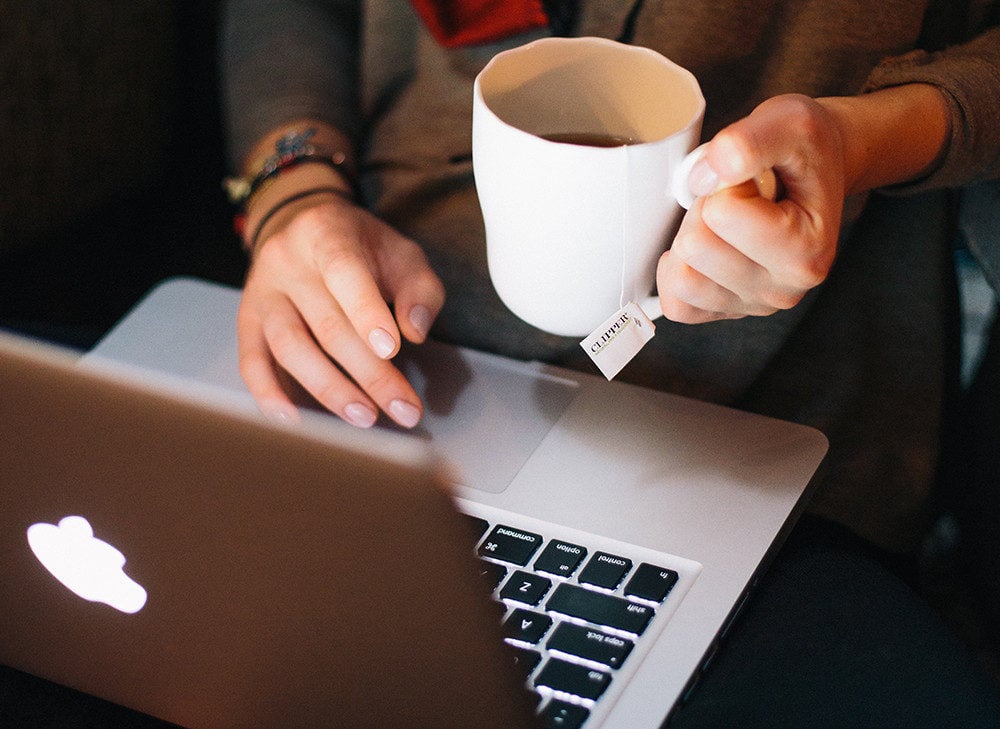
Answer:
[246,186,353,255]
[223,128,356,206]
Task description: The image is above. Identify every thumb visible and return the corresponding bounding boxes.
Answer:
[694,95,839,206]
[686,132,780,203]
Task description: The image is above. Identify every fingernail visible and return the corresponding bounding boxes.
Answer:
[262,402,298,422]
[388,399,421,429]
[687,157,719,198]
[368,327,396,359]
[344,402,378,428]
[409,304,433,339]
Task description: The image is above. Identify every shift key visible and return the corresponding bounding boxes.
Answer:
[547,583,654,636]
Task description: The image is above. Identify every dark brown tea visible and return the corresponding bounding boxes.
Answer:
[540,132,638,147]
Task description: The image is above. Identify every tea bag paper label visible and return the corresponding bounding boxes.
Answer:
[580,302,655,380]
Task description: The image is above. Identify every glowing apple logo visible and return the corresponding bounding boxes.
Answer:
[27,516,147,614]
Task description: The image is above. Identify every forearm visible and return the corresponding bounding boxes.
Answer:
[220,0,361,168]
[857,23,1000,188]
[818,83,951,198]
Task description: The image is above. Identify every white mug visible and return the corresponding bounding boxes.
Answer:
[473,36,706,337]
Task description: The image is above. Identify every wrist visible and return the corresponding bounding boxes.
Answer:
[228,120,358,251]
[226,124,356,204]
[818,83,950,196]
[240,163,354,255]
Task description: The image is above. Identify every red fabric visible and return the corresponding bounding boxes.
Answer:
[410,0,548,48]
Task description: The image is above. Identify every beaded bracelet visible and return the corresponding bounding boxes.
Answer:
[223,128,354,206]
[244,186,353,255]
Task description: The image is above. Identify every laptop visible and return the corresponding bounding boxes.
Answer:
[0,277,827,728]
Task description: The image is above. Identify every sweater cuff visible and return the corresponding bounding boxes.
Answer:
[861,27,1000,193]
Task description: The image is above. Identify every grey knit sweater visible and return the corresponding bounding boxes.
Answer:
[222,0,1000,551]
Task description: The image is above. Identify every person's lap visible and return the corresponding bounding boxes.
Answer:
[672,515,1000,728]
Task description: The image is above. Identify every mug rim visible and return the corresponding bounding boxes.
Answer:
[474,36,706,149]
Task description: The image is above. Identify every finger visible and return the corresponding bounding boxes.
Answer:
[291,282,424,429]
[258,294,382,429]
[656,248,753,323]
[279,203,403,361]
[374,232,446,344]
[315,251,402,359]
[669,194,784,313]
[237,300,301,422]
[701,187,834,303]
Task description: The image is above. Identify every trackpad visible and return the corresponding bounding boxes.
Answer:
[388,341,578,493]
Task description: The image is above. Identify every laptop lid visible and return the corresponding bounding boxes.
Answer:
[0,332,538,728]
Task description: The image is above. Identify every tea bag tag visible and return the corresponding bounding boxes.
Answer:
[580,301,656,380]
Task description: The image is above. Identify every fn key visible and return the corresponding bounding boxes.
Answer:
[535,658,611,701]
[624,563,679,603]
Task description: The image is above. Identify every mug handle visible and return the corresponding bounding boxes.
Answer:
[670,143,779,210]
[637,144,779,321]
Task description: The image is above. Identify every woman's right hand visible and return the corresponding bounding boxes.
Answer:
[237,185,445,429]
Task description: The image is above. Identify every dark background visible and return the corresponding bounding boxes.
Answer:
[0,1,245,351]
[2,5,238,719]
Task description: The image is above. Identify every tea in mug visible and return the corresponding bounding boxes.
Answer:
[540,132,638,147]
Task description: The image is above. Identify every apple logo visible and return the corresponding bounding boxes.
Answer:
[27,516,148,614]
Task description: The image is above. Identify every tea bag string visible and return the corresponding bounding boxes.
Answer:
[619,142,631,310]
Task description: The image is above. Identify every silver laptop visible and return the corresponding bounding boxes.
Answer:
[0,277,827,728]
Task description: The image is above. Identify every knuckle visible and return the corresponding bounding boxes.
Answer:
[662,299,722,324]
[361,367,398,397]
[313,380,348,411]
[795,264,827,291]
[760,288,801,312]
[671,263,705,302]
[659,282,709,322]
[787,250,832,292]
[669,229,698,261]
[660,296,693,322]
[414,267,446,300]
[237,350,267,386]
[315,240,364,277]
[768,94,824,138]
[262,321,301,362]
[310,312,353,347]
[351,365,402,405]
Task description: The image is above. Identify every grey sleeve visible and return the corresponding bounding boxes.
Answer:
[220,0,361,169]
[863,23,1000,190]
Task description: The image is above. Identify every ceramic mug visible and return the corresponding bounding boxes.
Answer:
[473,36,708,337]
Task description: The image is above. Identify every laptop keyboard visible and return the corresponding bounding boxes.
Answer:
[465,514,684,729]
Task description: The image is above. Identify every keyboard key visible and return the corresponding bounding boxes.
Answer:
[512,647,542,677]
[547,622,634,669]
[547,583,654,636]
[504,608,553,644]
[578,552,633,590]
[500,570,553,606]
[535,658,612,701]
[542,699,590,729]
[534,540,587,578]
[478,525,544,566]
[477,560,508,590]
[624,563,679,603]
[465,515,491,540]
